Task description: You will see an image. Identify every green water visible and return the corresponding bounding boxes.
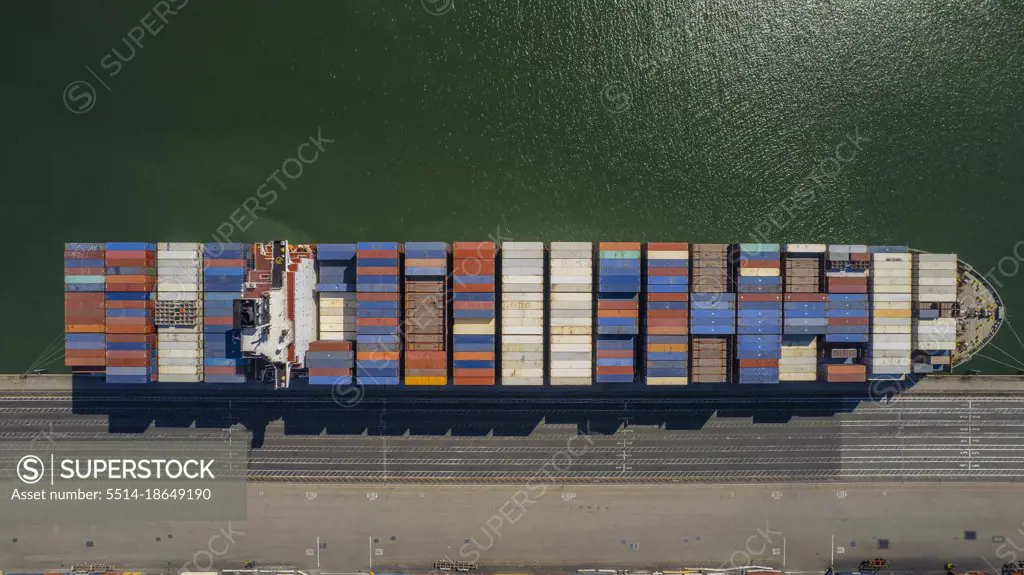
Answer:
[2,0,1022,374]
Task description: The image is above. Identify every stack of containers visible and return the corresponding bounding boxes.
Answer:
[784,293,828,336]
[690,244,733,384]
[736,244,782,384]
[404,242,448,386]
[644,243,689,385]
[912,253,957,373]
[104,243,157,384]
[316,244,357,342]
[736,243,783,294]
[356,242,401,386]
[549,242,593,386]
[690,244,735,336]
[65,243,106,374]
[306,340,354,385]
[156,243,204,382]
[452,242,496,385]
[870,250,912,379]
[203,243,247,383]
[500,242,544,386]
[825,245,870,293]
[596,243,641,384]
[779,336,818,381]
[826,245,870,346]
[784,244,825,292]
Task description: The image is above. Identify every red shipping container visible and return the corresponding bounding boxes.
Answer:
[66,293,105,302]
[65,350,106,359]
[205,316,233,326]
[65,312,105,323]
[596,350,633,359]
[827,317,869,325]
[648,267,689,276]
[850,252,871,261]
[106,284,154,292]
[453,241,495,251]
[453,377,495,386]
[454,301,494,310]
[453,352,493,361]
[784,293,828,302]
[106,317,151,326]
[104,250,152,258]
[739,260,779,269]
[105,358,150,367]
[308,340,353,351]
[357,293,400,301]
[598,310,636,318]
[596,366,633,375]
[105,350,150,359]
[406,351,445,360]
[600,242,641,250]
[65,300,105,310]
[648,242,688,250]
[648,293,688,302]
[453,283,495,293]
[356,318,400,327]
[66,357,107,366]
[105,300,153,309]
[739,294,783,302]
[65,249,104,259]
[356,250,400,258]
[648,319,688,328]
[739,359,780,368]
[453,368,494,377]
[105,258,153,267]
[205,258,247,268]
[648,326,689,335]
[453,263,495,275]
[647,310,688,318]
[65,267,106,276]
[357,267,400,275]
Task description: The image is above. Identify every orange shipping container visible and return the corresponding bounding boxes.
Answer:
[600,242,641,250]
[65,357,106,366]
[648,242,688,250]
[65,324,105,333]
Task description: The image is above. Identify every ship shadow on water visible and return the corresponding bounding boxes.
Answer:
[69,376,880,447]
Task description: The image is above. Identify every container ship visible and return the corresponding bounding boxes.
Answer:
[62,242,1003,388]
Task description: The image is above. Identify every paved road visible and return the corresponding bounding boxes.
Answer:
[3,483,1023,572]
[1,394,1023,482]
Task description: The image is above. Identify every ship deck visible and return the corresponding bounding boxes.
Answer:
[954,259,1004,366]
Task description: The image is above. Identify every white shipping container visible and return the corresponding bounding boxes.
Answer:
[551,242,593,251]
[648,250,690,259]
[917,253,957,263]
[550,369,592,378]
[917,341,955,351]
[552,292,592,302]
[502,276,543,285]
[872,341,912,351]
[157,365,202,375]
[551,344,591,353]
[874,253,912,263]
[502,351,544,361]
[872,325,912,334]
[872,293,913,302]
[550,258,592,268]
[550,283,592,293]
[502,309,544,318]
[916,277,956,286]
[503,241,545,251]
[157,374,202,382]
[159,242,203,251]
[158,250,202,260]
[501,368,544,378]
[157,331,202,342]
[501,335,544,344]
[503,292,545,301]
[550,377,592,385]
[786,243,827,253]
[502,326,544,335]
[158,358,200,367]
[739,268,780,277]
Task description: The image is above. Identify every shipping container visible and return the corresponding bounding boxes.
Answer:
[550,242,593,385]
[453,241,496,385]
[501,242,543,385]
[645,242,689,385]
[405,242,448,386]
[596,242,640,383]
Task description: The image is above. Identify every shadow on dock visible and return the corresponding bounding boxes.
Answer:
[69,376,895,447]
